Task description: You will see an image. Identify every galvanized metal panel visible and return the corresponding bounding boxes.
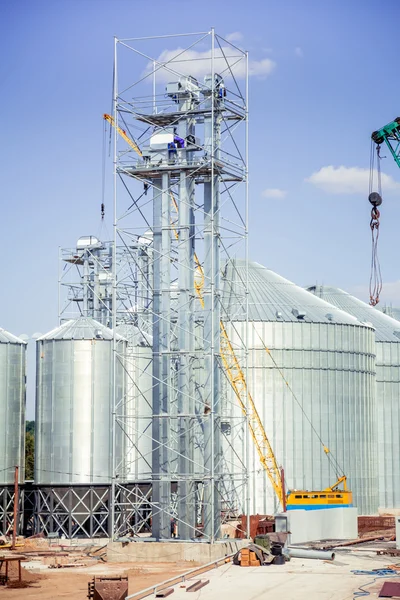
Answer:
[308,286,400,343]
[223,261,367,325]
[308,286,400,509]
[37,317,120,341]
[0,332,26,485]
[35,317,126,485]
[226,320,377,516]
[222,263,378,516]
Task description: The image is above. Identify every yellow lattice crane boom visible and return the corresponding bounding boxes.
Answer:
[219,322,284,505]
[104,114,142,157]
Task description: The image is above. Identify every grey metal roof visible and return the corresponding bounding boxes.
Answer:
[307,285,400,343]
[0,328,26,345]
[222,260,369,326]
[379,305,400,322]
[38,317,125,341]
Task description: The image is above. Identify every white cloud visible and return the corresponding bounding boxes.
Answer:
[248,58,276,77]
[145,47,276,82]
[225,32,243,43]
[262,188,287,199]
[295,46,304,58]
[306,165,400,195]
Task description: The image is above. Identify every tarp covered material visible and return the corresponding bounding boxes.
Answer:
[233,543,275,566]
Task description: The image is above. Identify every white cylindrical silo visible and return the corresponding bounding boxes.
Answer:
[223,261,378,515]
[0,329,26,484]
[308,285,400,511]
[35,317,127,485]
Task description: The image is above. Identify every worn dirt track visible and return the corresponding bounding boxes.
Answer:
[0,560,193,599]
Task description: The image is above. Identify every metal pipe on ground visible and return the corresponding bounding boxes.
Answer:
[287,548,335,561]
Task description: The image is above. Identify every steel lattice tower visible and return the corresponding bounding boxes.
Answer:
[108,29,249,541]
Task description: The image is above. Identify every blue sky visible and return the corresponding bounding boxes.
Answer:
[2,0,400,416]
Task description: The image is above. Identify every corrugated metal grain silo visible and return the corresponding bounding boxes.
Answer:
[0,328,26,484]
[116,324,152,481]
[35,317,127,485]
[222,261,378,515]
[308,285,400,510]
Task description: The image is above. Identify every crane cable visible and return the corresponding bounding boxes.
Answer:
[368,140,383,306]
[251,323,345,480]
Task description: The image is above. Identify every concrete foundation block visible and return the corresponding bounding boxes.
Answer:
[107,539,249,564]
[276,507,358,544]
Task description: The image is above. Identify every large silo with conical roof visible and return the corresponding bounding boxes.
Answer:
[0,328,26,485]
[223,261,377,515]
[308,285,400,510]
[35,317,127,485]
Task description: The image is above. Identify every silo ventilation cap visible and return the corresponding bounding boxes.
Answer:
[292,308,306,320]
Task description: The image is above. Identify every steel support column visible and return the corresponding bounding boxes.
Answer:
[152,174,172,539]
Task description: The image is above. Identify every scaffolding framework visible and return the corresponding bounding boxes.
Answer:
[57,31,249,541]
[20,484,151,539]
[110,30,249,542]
[0,487,23,537]
[58,238,113,326]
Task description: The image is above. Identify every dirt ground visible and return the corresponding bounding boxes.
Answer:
[0,560,195,599]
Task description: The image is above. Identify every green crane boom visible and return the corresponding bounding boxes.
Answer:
[372,117,400,168]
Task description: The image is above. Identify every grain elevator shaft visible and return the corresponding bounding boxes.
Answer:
[112,30,248,540]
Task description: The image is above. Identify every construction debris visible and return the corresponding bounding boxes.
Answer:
[377,549,400,557]
[358,516,395,536]
[234,543,275,567]
[49,562,87,568]
[155,588,174,597]
[322,536,387,549]
[186,580,209,592]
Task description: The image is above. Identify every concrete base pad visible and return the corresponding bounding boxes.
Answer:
[276,507,358,544]
[107,539,249,564]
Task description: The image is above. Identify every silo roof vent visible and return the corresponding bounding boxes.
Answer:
[292,308,306,320]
